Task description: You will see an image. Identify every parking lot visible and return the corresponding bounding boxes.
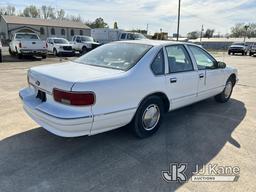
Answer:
[0,49,255,191]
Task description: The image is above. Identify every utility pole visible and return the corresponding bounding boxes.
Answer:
[244,25,249,42]
[200,25,204,44]
[176,0,181,41]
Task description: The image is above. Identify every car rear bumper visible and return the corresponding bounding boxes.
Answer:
[228,49,245,53]
[20,49,47,55]
[19,87,136,137]
[19,87,93,137]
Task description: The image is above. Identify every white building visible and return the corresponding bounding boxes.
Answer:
[0,15,91,41]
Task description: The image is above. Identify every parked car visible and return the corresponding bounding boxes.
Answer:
[0,41,2,63]
[92,28,147,44]
[228,42,249,55]
[19,40,238,138]
[9,33,47,59]
[71,35,100,54]
[46,37,74,56]
[249,43,256,56]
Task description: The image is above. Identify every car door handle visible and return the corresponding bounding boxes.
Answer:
[199,73,204,78]
[170,78,177,83]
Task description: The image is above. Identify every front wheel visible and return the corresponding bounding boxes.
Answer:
[132,96,164,138]
[215,78,234,103]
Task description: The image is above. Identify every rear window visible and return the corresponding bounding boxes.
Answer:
[75,43,152,71]
[16,34,39,40]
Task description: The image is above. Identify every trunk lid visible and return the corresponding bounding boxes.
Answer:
[29,61,124,93]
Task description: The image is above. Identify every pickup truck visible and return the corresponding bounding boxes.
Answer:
[91,28,147,44]
[9,33,47,59]
[228,42,249,56]
[71,35,100,54]
[0,41,2,62]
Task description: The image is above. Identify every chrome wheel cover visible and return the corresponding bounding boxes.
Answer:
[142,104,160,131]
[224,81,232,98]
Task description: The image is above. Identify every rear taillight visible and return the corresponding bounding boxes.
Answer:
[46,43,48,48]
[53,89,95,106]
[19,42,22,48]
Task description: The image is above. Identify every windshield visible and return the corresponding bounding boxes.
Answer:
[15,34,39,40]
[81,36,94,42]
[53,38,69,44]
[134,33,146,40]
[232,43,245,46]
[74,43,152,71]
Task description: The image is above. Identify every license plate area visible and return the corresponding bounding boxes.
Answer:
[36,90,46,102]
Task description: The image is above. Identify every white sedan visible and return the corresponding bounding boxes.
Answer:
[19,40,238,138]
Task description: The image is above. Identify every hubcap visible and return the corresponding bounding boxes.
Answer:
[142,104,160,131]
[224,81,232,98]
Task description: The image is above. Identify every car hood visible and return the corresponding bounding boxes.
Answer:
[29,61,124,92]
[55,44,72,46]
[82,41,100,45]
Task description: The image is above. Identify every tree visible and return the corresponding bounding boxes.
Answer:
[187,31,200,39]
[86,17,109,28]
[114,22,118,29]
[0,5,15,16]
[41,5,56,19]
[204,29,214,38]
[230,23,256,38]
[23,5,40,18]
[57,9,65,20]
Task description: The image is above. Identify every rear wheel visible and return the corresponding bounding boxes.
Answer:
[215,78,234,103]
[132,96,164,138]
[0,50,2,62]
[42,54,47,59]
[9,47,15,56]
[249,52,253,56]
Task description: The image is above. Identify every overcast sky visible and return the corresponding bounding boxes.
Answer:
[1,0,256,35]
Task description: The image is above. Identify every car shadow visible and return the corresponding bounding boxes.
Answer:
[0,98,246,192]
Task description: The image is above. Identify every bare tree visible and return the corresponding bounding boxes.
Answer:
[41,5,56,19]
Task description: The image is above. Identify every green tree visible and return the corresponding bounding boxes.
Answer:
[204,29,215,38]
[86,17,109,28]
[23,5,40,18]
[114,22,118,29]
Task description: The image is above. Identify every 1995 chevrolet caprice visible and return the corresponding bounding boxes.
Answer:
[19,40,238,138]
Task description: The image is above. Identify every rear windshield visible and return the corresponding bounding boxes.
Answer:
[15,34,39,40]
[74,43,152,71]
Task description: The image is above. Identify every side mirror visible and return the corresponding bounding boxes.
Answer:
[218,61,226,69]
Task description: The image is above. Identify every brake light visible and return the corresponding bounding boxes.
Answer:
[19,42,22,48]
[53,89,95,106]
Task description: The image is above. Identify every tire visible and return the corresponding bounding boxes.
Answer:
[242,52,245,56]
[215,78,234,103]
[42,54,47,59]
[9,47,15,56]
[228,51,231,55]
[18,54,23,59]
[132,96,164,138]
[81,46,88,55]
[249,52,253,56]
[53,48,58,56]
[0,50,2,63]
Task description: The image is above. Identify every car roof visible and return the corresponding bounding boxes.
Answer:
[113,39,200,47]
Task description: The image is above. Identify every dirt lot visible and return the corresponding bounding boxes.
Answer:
[0,50,255,192]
